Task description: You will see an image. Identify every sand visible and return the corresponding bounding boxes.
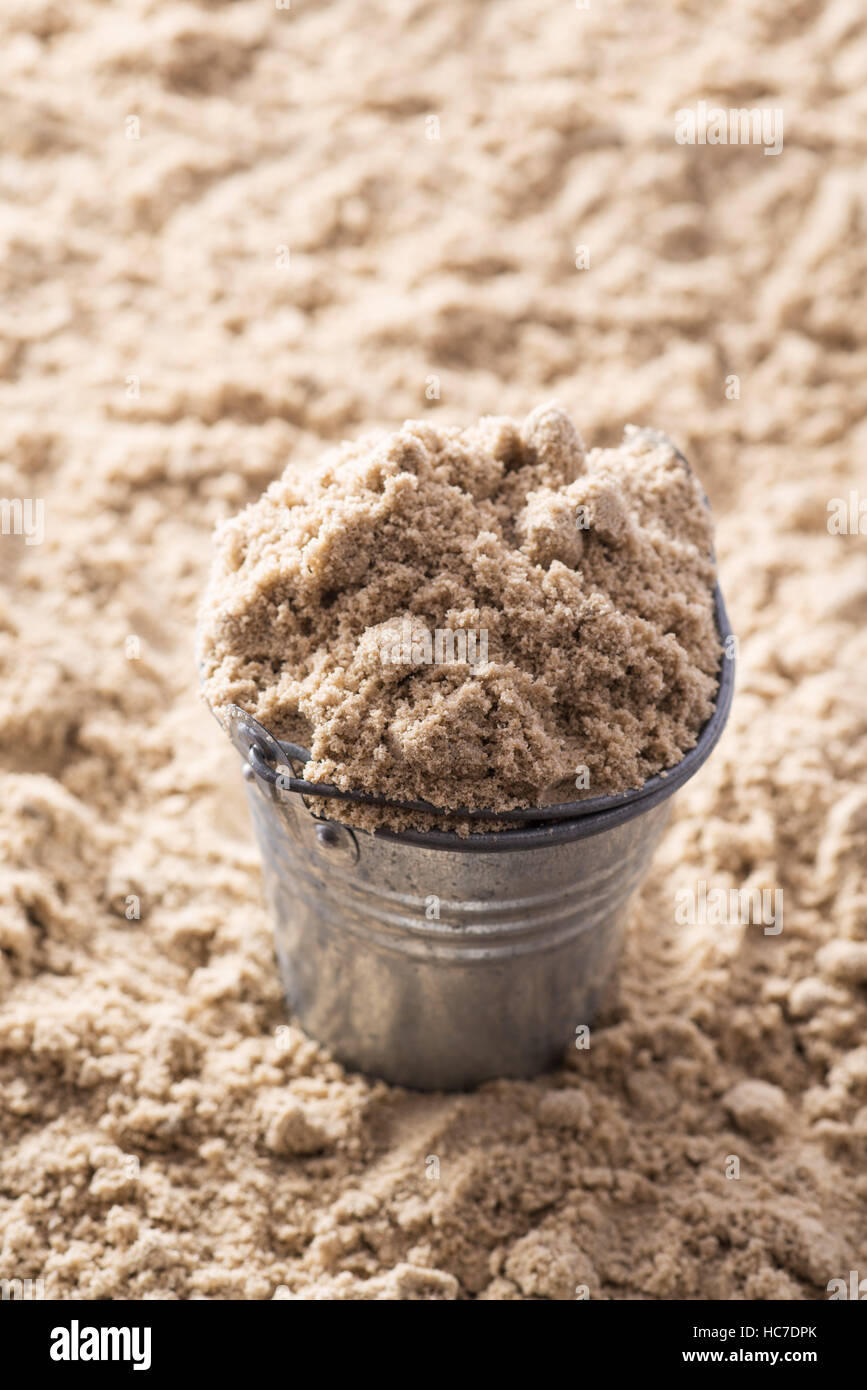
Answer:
[1,0,866,1300]
[197,406,720,831]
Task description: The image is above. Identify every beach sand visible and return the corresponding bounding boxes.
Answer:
[0,0,865,1299]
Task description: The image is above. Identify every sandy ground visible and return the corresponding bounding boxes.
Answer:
[1,0,866,1300]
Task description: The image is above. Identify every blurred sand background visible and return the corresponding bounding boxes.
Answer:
[0,0,865,1299]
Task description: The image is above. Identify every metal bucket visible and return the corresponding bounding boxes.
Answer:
[220,581,734,1090]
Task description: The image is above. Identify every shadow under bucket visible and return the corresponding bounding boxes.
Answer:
[222,584,734,1091]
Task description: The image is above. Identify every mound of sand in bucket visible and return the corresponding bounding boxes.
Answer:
[197,403,722,835]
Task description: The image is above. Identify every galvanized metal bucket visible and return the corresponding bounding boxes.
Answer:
[221,582,734,1091]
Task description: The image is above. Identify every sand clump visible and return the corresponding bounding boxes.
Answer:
[198,405,720,830]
